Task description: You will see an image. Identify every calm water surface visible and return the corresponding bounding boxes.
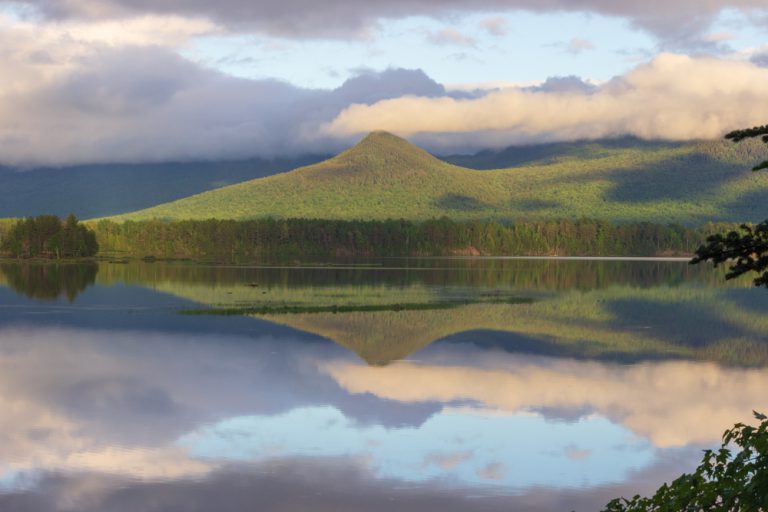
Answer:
[0,258,766,512]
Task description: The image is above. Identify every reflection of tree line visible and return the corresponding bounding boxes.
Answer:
[0,263,98,302]
[1,259,726,304]
[94,259,732,292]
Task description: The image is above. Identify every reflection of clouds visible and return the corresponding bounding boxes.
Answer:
[0,325,435,489]
[564,446,592,461]
[477,462,504,481]
[321,356,768,448]
[0,454,704,512]
[179,405,653,490]
[0,326,286,485]
[422,451,473,470]
[0,392,211,483]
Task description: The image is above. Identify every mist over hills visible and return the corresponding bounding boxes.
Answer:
[111,131,768,225]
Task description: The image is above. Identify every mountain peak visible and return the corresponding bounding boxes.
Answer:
[333,130,443,170]
[355,130,412,149]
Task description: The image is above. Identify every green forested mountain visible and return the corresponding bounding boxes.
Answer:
[112,131,768,225]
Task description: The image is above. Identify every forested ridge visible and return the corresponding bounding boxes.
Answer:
[113,132,768,225]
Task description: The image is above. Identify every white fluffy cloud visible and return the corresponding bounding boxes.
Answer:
[324,54,768,148]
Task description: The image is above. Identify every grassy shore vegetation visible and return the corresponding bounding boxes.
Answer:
[111,131,768,225]
[91,217,736,261]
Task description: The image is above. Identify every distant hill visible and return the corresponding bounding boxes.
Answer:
[112,131,768,225]
[0,155,326,219]
[443,136,685,169]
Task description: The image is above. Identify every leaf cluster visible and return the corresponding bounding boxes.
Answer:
[725,125,768,171]
[603,412,768,512]
[691,222,768,287]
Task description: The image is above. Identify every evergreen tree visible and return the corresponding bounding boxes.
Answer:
[692,125,768,286]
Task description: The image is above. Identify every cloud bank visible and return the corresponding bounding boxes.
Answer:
[1,6,768,166]
[325,54,768,149]
[0,16,448,166]
[11,0,768,45]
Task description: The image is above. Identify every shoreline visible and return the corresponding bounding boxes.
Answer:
[0,254,695,268]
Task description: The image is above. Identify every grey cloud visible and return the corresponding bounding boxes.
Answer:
[0,41,448,165]
[524,75,598,94]
[333,68,446,104]
[751,51,768,68]
[11,0,768,45]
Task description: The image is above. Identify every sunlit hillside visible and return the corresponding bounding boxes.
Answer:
[112,131,768,225]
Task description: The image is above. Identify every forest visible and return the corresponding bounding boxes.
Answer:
[0,216,740,261]
[89,217,735,261]
[0,214,99,259]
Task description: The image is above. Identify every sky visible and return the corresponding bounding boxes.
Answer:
[0,1,767,165]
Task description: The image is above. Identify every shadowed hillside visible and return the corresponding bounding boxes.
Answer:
[112,131,768,225]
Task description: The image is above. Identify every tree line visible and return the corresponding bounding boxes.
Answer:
[90,217,735,261]
[0,214,98,259]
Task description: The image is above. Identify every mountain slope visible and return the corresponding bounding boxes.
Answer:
[112,131,768,225]
[0,155,326,219]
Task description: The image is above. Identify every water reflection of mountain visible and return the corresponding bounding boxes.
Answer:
[0,262,98,302]
[93,261,766,367]
[257,286,768,366]
[3,259,766,367]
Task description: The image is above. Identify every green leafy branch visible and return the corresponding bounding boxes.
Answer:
[603,411,768,511]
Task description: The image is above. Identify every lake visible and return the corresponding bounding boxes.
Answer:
[1,258,767,511]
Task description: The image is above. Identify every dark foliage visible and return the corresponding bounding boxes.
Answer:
[691,222,768,286]
[603,411,768,512]
[0,214,98,259]
[725,125,768,171]
[693,125,768,285]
